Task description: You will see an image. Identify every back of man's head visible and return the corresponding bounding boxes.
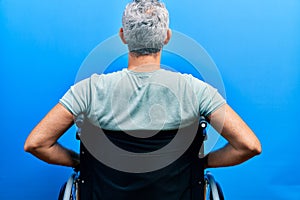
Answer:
[122,0,169,56]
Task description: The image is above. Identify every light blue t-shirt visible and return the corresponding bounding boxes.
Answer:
[60,69,225,131]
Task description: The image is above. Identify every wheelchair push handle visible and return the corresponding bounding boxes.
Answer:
[199,116,207,129]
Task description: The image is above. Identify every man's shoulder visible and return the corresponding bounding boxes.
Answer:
[87,69,127,83]
[159,69,206,85]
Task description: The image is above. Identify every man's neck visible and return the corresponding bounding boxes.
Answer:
[127,52,161,72]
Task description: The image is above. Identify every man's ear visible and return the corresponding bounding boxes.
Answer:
[164,29,172,45]
[119,28,127,44]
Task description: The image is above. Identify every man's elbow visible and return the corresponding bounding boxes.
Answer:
[24,141,35,153]
[24,140,43,154]
[245,141,262,158]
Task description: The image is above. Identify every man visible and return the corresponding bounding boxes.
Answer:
[25,0,261,199]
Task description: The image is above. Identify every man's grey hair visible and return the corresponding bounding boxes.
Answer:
[122,0,169,56]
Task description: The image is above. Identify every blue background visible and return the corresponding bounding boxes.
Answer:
[1,0,299,199]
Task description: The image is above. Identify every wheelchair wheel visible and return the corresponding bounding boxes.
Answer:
[57,172,79,200]
[216,182,224,200]
[205,171,225,200]
[58,182,67,200]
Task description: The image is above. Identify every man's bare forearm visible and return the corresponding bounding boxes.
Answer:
[206,142,260,168]
[26,142,80,168]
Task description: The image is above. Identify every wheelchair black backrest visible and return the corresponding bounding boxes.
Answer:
[76,117,207,200]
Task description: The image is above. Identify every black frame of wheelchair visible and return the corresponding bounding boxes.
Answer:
[58,115,225,200]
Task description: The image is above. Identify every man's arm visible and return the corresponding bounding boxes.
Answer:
[205,104,262,168]
[24,103,79,168]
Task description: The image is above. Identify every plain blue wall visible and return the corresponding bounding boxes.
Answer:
[1,0,299,199]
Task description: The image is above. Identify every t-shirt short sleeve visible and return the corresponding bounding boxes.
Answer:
[183,74,226,117]
[59,76,93,117]
[199,83,226,116]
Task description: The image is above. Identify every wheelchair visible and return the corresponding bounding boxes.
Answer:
[58,115,225,200]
